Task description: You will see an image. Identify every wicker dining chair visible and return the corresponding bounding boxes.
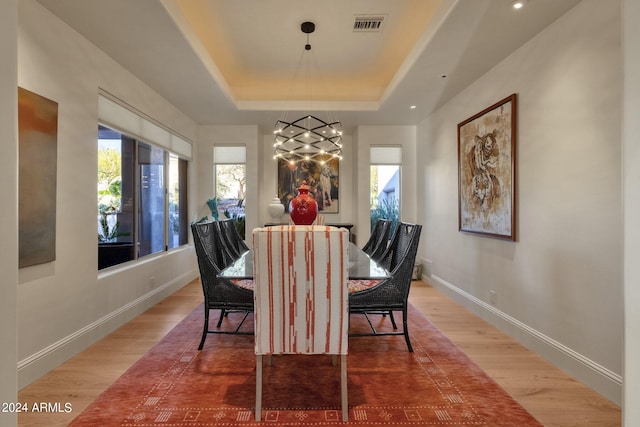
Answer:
[191,222,254,350]
[369,220,395,262]
[349,222,422,352]
[253,225,350,422]
[361,219,384,254]
[218,218,250,260]
[362,219,393,261]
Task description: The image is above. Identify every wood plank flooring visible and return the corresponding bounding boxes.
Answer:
[410,281,621,427]
[17,279,621,426]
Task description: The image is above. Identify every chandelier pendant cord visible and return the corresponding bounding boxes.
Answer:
[273,21,343,164]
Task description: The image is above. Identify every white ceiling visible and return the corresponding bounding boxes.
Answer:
[35,0,581,131]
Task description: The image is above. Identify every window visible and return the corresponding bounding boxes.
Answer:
[213,146,246,239]
[137,142,165,257]
[98,126,135,269]
[98,125,188,270]
[168,154,188,249]
[370,147,401,232]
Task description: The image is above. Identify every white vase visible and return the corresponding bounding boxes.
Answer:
[267,196,285,222]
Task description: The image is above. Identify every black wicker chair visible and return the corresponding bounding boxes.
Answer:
[349,222,422,352]
[218,218,249,260]
[191,222,254,350]
[362,219,388,256]
[213,219,252,322]
[369,219,395,262]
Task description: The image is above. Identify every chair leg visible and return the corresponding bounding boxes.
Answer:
[341,354,348,422]
[403,309,413,352]
[198,307,209,350]
[256,355,262,421]
[388,310,398,329]
[216,309,226,327]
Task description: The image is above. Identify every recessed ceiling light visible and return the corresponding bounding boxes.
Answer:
[410,105,417,110]
[512,0,527,10]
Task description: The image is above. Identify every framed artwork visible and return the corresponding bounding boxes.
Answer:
[18,87,59,267]
[458,93,516,241]
[277,155,339,213]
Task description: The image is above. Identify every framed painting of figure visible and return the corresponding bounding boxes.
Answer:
[277,155,339,213]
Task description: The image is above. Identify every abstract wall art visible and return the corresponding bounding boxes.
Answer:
[18,87,58,267]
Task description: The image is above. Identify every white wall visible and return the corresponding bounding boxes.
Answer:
[16,0,198,387]
[417,0,622,403]
[355,126,418,245]
[0,1,19,425]
[623,0,640,423]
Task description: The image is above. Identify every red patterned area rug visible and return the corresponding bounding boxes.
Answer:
[70,304,542,426]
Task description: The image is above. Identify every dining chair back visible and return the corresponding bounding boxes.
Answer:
[252,225,349,421]
[191,222,254,350]
[369,219,395,262]
[218,218,249,260]
[362,219,392,259]
[362,219,384,254]
[379,222,420,273]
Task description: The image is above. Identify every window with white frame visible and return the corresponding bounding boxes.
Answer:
[370,146,401,232]
[213,146,246,238]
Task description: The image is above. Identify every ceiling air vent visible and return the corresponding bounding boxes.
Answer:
[353,15,385,32]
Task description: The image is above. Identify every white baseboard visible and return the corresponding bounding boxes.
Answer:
[426,273,622,405]
[17,270,197,389]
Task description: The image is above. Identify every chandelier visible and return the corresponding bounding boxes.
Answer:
[273,114,343,163]
[273,21,343,164]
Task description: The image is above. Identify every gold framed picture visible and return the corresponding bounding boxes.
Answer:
[458,93,517,241]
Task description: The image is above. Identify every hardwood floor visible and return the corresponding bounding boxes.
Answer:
[409,281,621,427]
[17,279,621,426]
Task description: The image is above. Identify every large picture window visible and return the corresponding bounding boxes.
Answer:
[98,125,188,270]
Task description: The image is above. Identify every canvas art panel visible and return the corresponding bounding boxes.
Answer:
[277,156,339,213]
[458,94,516,240]
[18,87,59,267]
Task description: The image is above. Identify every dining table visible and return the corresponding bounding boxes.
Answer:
[218,242,389,282]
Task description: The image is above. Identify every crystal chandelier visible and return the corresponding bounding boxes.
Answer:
[273,22,343,164]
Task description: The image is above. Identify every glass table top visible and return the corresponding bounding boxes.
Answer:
[219,242,388,280]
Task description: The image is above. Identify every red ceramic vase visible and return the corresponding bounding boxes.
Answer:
[289,180,318,225]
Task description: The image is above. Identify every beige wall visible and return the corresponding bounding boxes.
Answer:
[417,0,622,403]
[0,1,18,425]
[10,0,636,421]
[16,0,199,387]
[623,0,640,423]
